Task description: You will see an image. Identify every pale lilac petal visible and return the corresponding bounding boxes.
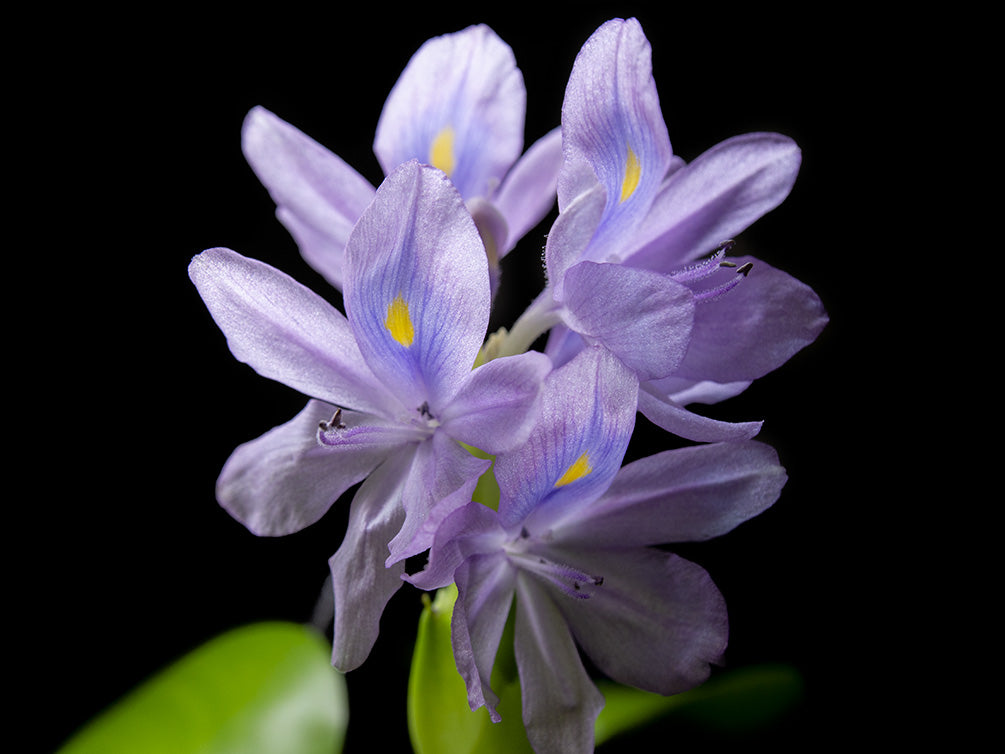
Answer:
[406,502,506,591]
[438,351,551,454]
[329,448,416,671]
[559,261,694,382]
[496,347,637,530]
[637,385,763,442]
[558,17,672,263]
[343,162,490,411]
[216,401,397,536]
[451,552,516,721]
[493,127,563,255]
[386,431,491,565]
[551,547,727,696]
[241,106,376,289]
[514,574,603,754]
[188,247,397,416]
[673,256,829,384]
[647,375,753,406]
[374,25,524,201]
[625,132,802,271]
[553,441,786,548]
[545,182,606,299]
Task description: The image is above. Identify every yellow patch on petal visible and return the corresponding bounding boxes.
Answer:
[555,451,592,487]
[430,126,456,177]
[385,293,415,347]
[619,144,641,203]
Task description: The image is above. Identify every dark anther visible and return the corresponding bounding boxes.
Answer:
[713,239,736,254]
[418,401,434,418]
[593,576,605,586]
[573,582,581,591]
[520,526,530,539]
[319,408,346,432]
[719,260,738,268]
[736,262,753,276]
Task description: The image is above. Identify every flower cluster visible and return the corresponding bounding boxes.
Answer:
[190,17,826,754]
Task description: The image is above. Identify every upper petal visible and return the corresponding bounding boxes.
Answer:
[343,161,490,411]
[188,247,397,416]
[552,440,787,548]
[216,400,397,536]
[241,106,377,289]
[625,132,802,271]
[496,346,637,530]
[373,25,525,201]
[558,17,672,263]
[492,127,563,255]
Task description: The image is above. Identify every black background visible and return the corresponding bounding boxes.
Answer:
[19,3,928,752]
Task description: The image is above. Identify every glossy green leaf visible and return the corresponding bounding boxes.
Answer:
[408,585,533,754]
[595,663,804,746]
[59,621,348,754]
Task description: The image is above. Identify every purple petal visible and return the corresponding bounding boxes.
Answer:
[673,256,829,384]
[216,401,397,536]
[343,161,490,411]
[553,440,787,548]
[637,385,763,442]
[241,107,376,289]
[438,350,551,455]
[496,346,637,530]
[625,132,802,271]
[545,182,606,299]
[373,25,524,201]
[406,502,506,592]
[188,247,397,416]
[451,553,516,721]
[559,261,694,382]
[646,375,753,406]
[550,547,727,696]
[386,431,491,565]
[514,574,604,754]
[329,448,415,671]
[559,17,672,263]
[493,127,563,255]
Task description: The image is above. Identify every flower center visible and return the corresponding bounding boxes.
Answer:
[505,529,604,600]
[670,239,752,303]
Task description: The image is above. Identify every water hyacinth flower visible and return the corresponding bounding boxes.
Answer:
[242,24,563,291]
[189,161,551,670]
[409,346,787,753]
[501,17,827,442]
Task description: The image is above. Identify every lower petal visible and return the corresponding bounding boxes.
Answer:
[216,400,394,536]
[329,448,416,671]
[514,574,604,754]
[551,547,728,696]
[637,384,763,442]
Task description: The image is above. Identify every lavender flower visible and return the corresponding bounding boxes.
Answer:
[189,161,550,670]
[242,24,562,290]
[409,346,787,753]
[500,18,826,442]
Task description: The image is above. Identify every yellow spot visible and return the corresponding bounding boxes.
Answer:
[385,293,415,346]
[555,452,592,487]
[430,126,456,176]
[619,144,640,203]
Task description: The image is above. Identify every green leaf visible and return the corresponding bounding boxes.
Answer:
[59,621,348,754]
[408,586,533,754]
[594,663,804,746]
